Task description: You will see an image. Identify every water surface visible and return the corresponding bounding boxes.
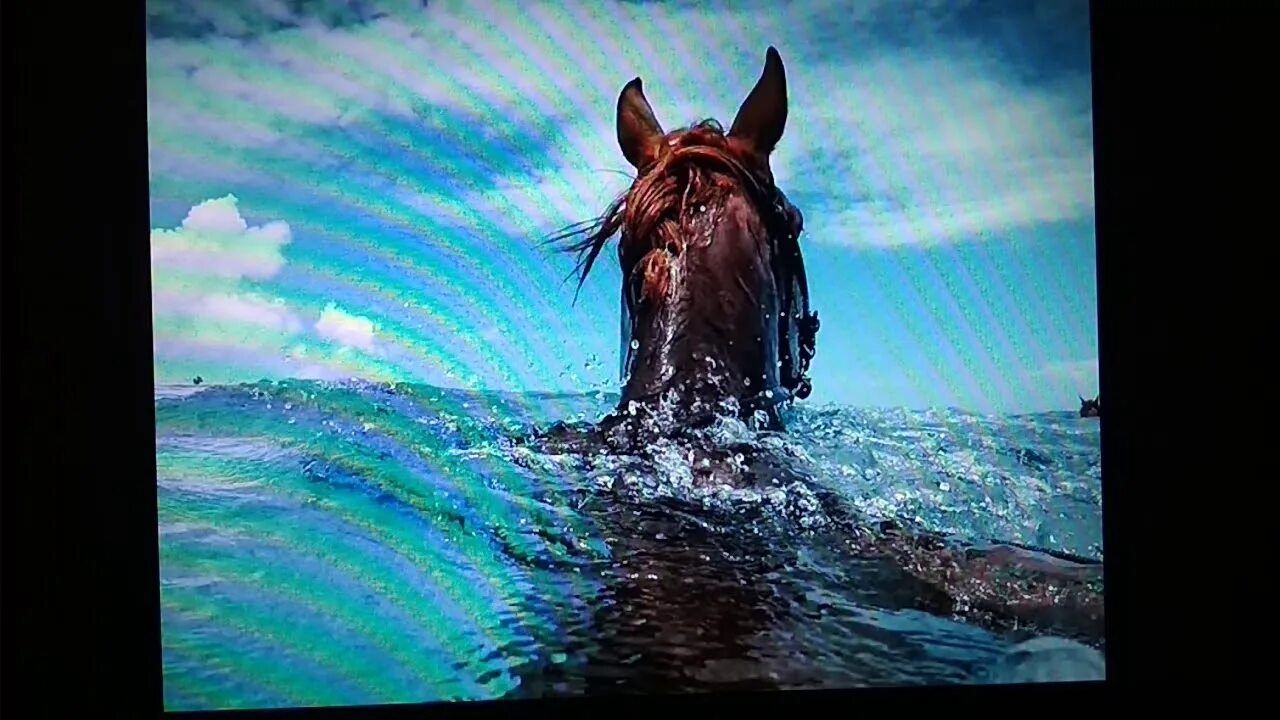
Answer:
[156,380,1103,710]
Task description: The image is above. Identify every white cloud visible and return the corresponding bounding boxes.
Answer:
[197,292,304,333]
[315,302,380,353]
[283,343,355,380]
[776,52,1094,248]
[146,0,1095,254]
[150,195,309,374]
[1037,358,1099,387]
[151,195,395,382]
[151,194,291,279]
[366,0,1091,250]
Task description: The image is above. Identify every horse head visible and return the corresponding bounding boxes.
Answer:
[552,47,818,437]
[1078,394,1100,418]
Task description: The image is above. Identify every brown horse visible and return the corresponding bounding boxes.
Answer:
[517,48,1104,652]
[1078,394,1100,418]
[545,47,818,453]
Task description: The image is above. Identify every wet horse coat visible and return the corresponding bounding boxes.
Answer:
[549,47,818,443]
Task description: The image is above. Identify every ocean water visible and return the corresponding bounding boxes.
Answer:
[155,379,1104,711]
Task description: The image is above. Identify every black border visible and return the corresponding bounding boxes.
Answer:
[4,0,1258,716]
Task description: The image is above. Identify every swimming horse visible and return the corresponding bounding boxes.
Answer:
[1079,394,1101,418]
[523,49,1104,646]
[536,47,819,473]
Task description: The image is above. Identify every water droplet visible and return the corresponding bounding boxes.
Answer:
[764,389,773,398]
[744,377,751,386]
[630,339,639,349]
[698,204,706,212]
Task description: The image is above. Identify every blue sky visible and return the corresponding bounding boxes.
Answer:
[144,0,1098,414]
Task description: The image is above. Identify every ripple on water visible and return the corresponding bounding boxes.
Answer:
[155,382,1103,708]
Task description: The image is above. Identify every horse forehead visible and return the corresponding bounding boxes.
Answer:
[701,196,778,268]
[705,187,798,247]
[716,191,770,229]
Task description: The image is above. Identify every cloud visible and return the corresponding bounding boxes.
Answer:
[1036,358,1099,386]
[146,0,393,41]
[282,343,359,380]
[778,52,1094,249]
[151,194,291,279]
[150,195,304,351]
[315,303,380,353]
[198,293,304,333]
[148,1,1091,242]
[382,0,1094,250]
[146,0,1093,253]
[150,195,389,382]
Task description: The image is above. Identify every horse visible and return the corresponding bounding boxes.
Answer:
[1079,394,1100,418]
[535,47,819,477]
[516,48,1104,653]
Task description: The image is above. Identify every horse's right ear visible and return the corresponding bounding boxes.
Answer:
[729,46,788,158]
[617,78,665,171]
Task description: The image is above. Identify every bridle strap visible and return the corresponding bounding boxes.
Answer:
[762,189,819,400]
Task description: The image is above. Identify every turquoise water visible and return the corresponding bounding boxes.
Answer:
[155,380,1103,710]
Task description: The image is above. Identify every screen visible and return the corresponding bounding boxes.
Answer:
[146,0,1103,711]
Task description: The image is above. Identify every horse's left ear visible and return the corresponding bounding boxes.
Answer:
[729,46,788,157]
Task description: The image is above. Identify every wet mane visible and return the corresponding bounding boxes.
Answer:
[549,119,775,303]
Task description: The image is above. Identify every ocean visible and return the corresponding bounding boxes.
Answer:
[155,379,1104,711]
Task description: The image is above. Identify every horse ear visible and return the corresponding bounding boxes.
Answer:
[729,46,788,156]
[616,77,665,171]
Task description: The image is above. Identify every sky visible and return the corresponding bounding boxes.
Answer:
[144,0,1099,414]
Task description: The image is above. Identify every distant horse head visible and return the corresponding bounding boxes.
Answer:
[1078,394,1100,418]
[550,47,819,435]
